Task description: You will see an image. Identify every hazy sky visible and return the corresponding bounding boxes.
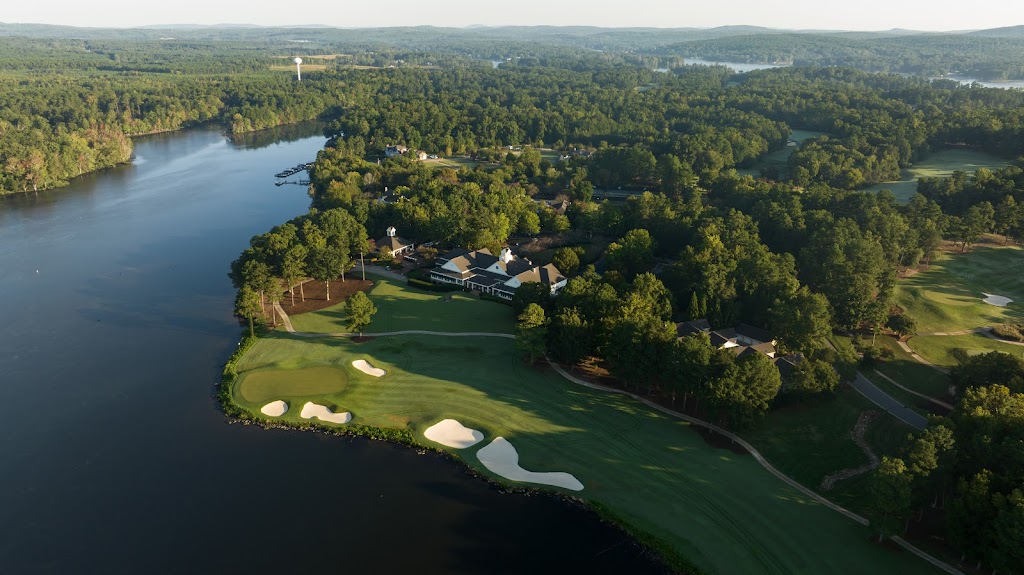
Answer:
[5,0,1024,31]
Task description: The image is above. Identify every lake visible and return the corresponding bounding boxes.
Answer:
[657,59,788,74]
[0,125,664,574]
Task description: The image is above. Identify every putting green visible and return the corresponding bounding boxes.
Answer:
[238,366,348,403]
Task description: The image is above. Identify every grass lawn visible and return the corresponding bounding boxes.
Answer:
[288,277,516,334]
[862,335,952,398]
[421,156,487,170]
[895,246,1024,334]
[746,389,913,505]
[233,334,940,572]
[908,333,1024,368]
[862,372,934,417]
[863,149,1009,203]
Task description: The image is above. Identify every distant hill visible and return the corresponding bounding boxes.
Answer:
[968,25,1024,38]
[663,31,1024,80]
[1,22,1023,80]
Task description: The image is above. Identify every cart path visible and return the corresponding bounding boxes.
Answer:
[897,339,951,374]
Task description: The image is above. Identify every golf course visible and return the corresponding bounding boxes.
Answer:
[896,246,1023,334]
[895,245,1024,369]
[863,149,1009,203]
[230,278,943,575]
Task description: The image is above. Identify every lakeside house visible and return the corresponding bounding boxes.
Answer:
[429,247,567,300]
[376,226,414,258]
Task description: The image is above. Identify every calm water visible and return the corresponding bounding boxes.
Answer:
[0,126,664,574]
[676,59,788,73]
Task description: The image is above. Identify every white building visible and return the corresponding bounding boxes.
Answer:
[376,226,414,258]
[429,247,567,300]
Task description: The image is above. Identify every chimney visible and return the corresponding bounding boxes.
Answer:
[387,226,397,237]
[500,247,514,263]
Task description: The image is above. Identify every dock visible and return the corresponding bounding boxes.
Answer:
[274,162,315,178]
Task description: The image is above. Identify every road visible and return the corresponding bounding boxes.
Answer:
[850,372,929,430]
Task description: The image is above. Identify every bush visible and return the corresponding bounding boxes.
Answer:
[992,323,1024,342]
[480,293,513,306]
[861,346,894,366]
[407,277,461,292]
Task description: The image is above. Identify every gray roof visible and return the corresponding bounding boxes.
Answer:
[676,319,711,337]
[377,236,411,252]
[434,247,564,289]
[736,323,773,344]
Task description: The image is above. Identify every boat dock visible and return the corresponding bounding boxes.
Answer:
[274,162,314,178]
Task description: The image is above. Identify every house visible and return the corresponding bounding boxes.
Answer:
[416,151,428,161]
[429,247,567,300]
[376,226,414,258]
[735,323,776,346]
[675,318,711,338]
[385,145,409,158]
[546,199,570,214]
[774,354,803,380]
[707,324,777,358]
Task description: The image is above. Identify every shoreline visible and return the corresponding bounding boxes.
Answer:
[215,332,695,575]
[0,118,322,197]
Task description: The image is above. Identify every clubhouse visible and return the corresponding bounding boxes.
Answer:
[429,247,567,300]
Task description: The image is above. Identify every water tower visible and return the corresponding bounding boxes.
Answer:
[294,57,303,82]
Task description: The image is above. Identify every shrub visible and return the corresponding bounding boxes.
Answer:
[480,293,513,306]
[407,277,461,292]
[992,323,1024,342]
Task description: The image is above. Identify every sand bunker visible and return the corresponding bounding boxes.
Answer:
[260,400,288,417]
[352,359,386,377]
[982,293,1013,307]
[300,402,351,424]
[423,419,484,449]
[476,437,583,491]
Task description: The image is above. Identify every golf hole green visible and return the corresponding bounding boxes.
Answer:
[239,366,348,403]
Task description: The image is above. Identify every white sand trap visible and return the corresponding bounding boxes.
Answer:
[982,293,1013,307]
[300,402,352,424]
[352,359,386,377]
[423,419,484,449]
[476,437,583,491]
[260,400,288,417]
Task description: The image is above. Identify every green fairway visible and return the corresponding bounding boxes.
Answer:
[233,330,939,574]
[908,333,1024,368]
[288,277,516,334]
[237,366,348,403]
[230,277,947,574]
[864,149,1009,203]
[895,247,1024,333]
[233,334,938,574]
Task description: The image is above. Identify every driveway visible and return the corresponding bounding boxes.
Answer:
[850,372,928,430]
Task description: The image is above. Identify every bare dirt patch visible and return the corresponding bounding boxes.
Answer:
[275,278,373,317]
